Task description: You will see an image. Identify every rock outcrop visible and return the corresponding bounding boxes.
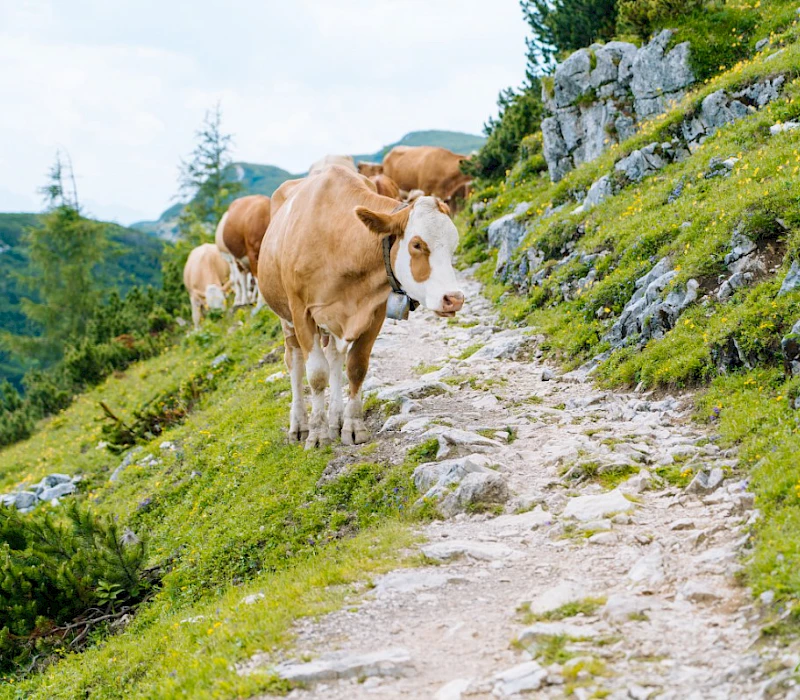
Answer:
[606,258,699,347]
[542,31,694,181]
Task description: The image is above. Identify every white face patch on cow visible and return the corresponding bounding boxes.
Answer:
[393,197,464,316]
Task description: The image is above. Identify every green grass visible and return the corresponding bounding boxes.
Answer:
[0,309,429,696]
[519,597,606,624]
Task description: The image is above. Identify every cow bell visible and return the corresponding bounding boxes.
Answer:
[386,291,413,321]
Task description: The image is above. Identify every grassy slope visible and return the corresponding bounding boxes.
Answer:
[0,308,423,698]
[460,0,800,613]
[0,213,164,388]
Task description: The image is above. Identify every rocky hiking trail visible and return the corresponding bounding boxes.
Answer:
[242,270,798,699]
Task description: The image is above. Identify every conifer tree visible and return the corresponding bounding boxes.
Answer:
[2,153,108,368]
[521,0,618,75]
[177,103,244,242]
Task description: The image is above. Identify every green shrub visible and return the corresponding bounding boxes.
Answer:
[617,0,705,38]
[0,502,150,670]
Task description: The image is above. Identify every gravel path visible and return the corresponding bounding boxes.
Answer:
[245,271,799,699]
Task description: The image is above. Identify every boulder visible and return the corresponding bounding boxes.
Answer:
[413,454,498,493]
[685,467,725,494]
[606,258,698,347]
[439,471,509,517]
[492,661,548,696]
[38,482,76,502]
[0,491,38,511]
[562,488,635,522]
[271,647,413,683]
[487,202,532,274]
[582,175,614,209]
[416,427,503,460]
[420,540,518,562]
[464,329,531,362]
[779,261,800,296]
[630,31,694,118]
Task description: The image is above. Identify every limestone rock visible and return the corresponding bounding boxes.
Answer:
[492,661,548,696]
[628,547,665,587]
[680,580,723,604]
[439,471,510,517]
[375,379,449,401]
[781,318,800,376]
[601,593,652,622]
[435,678,473,700]
[464,329,531,362]
[269,647,413,682]
[582,175,614,209]
[779,261,800,296]
[420,540,518,562]
[487,202,531,274]
[523,581,588,615]
[417,427,504,460]
[38,482,76,501]
[562,489,635,522]
[685,467,725,494]
[606,257,698,347]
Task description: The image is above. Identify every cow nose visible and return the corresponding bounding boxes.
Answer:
[442,291,465,313]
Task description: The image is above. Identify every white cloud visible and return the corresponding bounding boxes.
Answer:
[0,0,528,224]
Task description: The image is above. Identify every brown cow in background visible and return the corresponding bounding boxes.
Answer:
[369,174,401,200]
[215,195,271,306]
[383,145,472,213]
[357,161,383,177]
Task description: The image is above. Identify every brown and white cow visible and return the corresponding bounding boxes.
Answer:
[369,174,401,200]
[183,243,230,328]
[357,161,383,177]
[382,145,472,213]
[257,165,464,449]
[308,154,357,176]
[215,195,271,306]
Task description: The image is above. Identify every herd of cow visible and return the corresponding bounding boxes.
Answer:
[182,145,470,448]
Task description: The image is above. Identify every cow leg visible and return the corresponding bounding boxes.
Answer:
[325,338,347,441]
[304,333,331,449]
[284,327,309,442]
[342,310,385,445]
[190,295,203,329]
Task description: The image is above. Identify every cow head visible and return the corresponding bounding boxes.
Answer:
[355,196,465,317]
[205,284,226,311]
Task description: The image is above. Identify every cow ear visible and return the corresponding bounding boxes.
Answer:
[355,206,408,237]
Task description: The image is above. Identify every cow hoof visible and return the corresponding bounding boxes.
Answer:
[305,431,331,450]
[289,426,309,442]
[341,419,369,446]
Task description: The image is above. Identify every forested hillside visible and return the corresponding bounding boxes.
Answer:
[0,213,163,389]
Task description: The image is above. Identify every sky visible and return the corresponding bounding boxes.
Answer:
[0,0,529,225]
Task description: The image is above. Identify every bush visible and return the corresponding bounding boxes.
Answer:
[0,502,150,670]
[617,0,704,38]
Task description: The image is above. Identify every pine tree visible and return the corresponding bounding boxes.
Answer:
[521,0,618,75]
[2,153,109,368]
[0,502,148,668]
[177,104,244,240]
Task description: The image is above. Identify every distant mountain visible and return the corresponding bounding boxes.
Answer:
[131,129,486,240]
[0,212,164,388]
